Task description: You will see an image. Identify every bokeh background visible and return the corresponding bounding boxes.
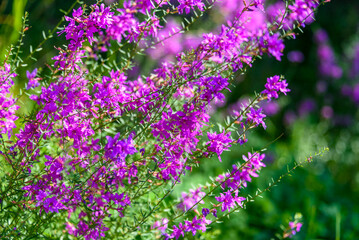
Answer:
[1,0,359,239]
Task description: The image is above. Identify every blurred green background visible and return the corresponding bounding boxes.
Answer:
[1,0,359,239]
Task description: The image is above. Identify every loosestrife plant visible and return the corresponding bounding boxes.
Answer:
[0,0,328,239]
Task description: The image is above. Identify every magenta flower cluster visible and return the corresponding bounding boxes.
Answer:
[289,221,303,236]
[262,75,290,100]
[0,0,325,239]
[0,64,18,138]
[165,151,266,239]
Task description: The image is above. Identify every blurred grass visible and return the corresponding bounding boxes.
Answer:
[0,0,28,61]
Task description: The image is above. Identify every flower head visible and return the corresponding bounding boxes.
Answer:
[26,68,39,89]
[262,75,290,100]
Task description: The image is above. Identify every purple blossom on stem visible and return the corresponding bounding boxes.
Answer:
[289,0,318,27]
[58,4,114,51]
[289,221,303,234]
[26,68,39,89]
[184,216,211,236]
[199,75,230,104]
[178,187,205,211]
[285,221,303,238]
[104,132,137,163]
[0,64,19,138]
[263,33,285,61]
[246,107,266,129]
[262,75,290,100]
[206,131,232,162]
[177,0,205,14]
[0,0,322,237]
[202,208,210,217]
[215,190,246,212]
[171,222,185,239]
[217,152,266,189]
[152,218,169,233]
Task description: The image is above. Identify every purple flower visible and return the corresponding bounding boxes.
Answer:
[212,209,217,217]
[202,208,210,217]
[184,216,210,236]
[178,187,205,211]
[26,68,39,89]
[0,64,19,138]
[246,107,266,129]
[42,196,66,213]
[288,0,318,27]
[217,152,266,189]
[104,132,137,163]
[288,221,303,236]
[4,0,322,237]
[262,33,285,61]
[152,218,169,233]
[199,75,229,104]
[58,4,114,51]
[171,223,185,239]
[206,131,232,162]
[26,68,37,79]
[177,0,205,15]
[147,19,183,61]
[262,75,290,101]
[242,152,266,169]
[215,190,245,212]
